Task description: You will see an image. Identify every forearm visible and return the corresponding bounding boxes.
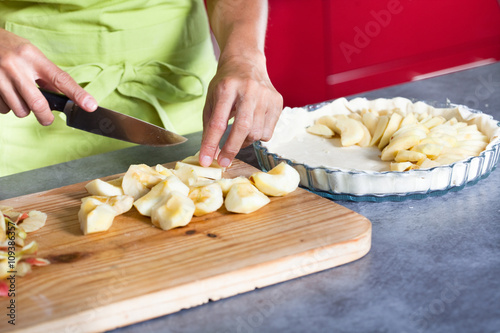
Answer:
[205,0,268,63]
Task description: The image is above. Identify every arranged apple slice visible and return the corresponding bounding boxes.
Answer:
[250,162,300,197]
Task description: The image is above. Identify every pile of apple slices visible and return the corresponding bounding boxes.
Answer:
[78,154,300,235]
[306,108,490,171]
[0,206,50,295]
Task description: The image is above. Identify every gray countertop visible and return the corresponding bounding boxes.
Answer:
[1,63,499,333]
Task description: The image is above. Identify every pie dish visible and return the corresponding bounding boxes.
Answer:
[253,98,500,201]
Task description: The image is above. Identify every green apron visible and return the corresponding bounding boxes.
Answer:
[0,0,217,177]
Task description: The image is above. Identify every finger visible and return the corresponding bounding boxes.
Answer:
[0,82,30,118]
[0,96,10,114]
[15,74,54,125]
[242,101,266,147]
[262,94,283,141]
[217,99,255,167]
[199,85,236,167]
[37,60,97,112]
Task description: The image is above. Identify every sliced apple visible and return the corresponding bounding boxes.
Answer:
[400,112,417,128]
[390,162,418,172]
[394,149,427,163]
[181,151,225,169]
[334,117,365,147]
[78,198,117,235]
[122,164,166,200]
[151,192,195,230]
[380,135,421,161]
[411,143,443,159]
[85,179,124,196]
[224,183,271,214]
[361,112,379,136]
[378,112,403,150]
[250,162,300,197]
[155,164,175,177]
[369,115,389,147]
[357,122,372,147]
[134,176,190,217]
[107,176,123,187]
[217,177,251,197]
[306,124,335,138]
[421,116,446,129]
[189,183,224,216]
[106,195,134,215]
[315,115,338,133]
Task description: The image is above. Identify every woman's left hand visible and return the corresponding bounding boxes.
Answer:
[199,51,283,168]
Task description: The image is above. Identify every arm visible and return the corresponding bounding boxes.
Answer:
[0,28,97,125]
[200,0,283,167]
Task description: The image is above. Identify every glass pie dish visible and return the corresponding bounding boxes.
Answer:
[253,98,500,202]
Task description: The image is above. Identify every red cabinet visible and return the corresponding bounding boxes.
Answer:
[265,0,500,107]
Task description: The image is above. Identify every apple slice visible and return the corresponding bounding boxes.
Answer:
[334,117,365,147]
[151,192,195,230]
[189,183,224,216]
[78,198,118,235]
[369,115,389,147]
[390,162,418,172]
[380,135,421,161]
[394,150,427,163]
[361,112,379,136]
[122,164,167,200]
[306,124,335,138]
[315,115,338,133]
[224,183,270,214]
[217,177,251,196]
[85,179,124,196]
[378,112,403,150]
[175,162,223,180]
[181,151,225,169]
[134,176,190,217]
[250,162,300,197]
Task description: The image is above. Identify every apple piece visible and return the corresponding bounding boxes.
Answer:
[151,192,195,230]
[181,151,225,169]
[78,198,117,235]
[421,116,446,129]
[106,195,134,215]
[334,117,365,147]
[418,158,441,169]
[390,162,418,172]
[378,112,403,150]
[400,112,417,128]
[411,143,443,159]
[18,210,47,233]
[361,112,379,136]
[315,115,338,133]
[134,176,190,217]
[175,162,223,180]
[217,177,252,196]
[107,176,123,187]
[85,179,124,196]
[155,164,175,177]
[224,183,271,214]
[394,150,427,163]
[189,183,224,216]
[380,135,421,161]
[122,164,166,200]
[306,124,335,138]
[357,122,372,147]
[250,162,300,197]
[347,112,362,122]
[369,115,389,147]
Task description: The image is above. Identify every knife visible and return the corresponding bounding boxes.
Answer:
[40,89,187,146]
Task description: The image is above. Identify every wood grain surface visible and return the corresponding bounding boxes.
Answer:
[0,160,371,333]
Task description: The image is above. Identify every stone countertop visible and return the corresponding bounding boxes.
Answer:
[1,63,499,333]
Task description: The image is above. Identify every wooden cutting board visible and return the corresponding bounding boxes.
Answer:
[0,160,371,333]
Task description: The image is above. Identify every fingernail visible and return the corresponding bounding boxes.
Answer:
[200,155,212,167]
[219,157,231,167]
[83,97,97,111]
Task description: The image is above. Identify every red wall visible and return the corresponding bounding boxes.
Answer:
[266,0,500,107]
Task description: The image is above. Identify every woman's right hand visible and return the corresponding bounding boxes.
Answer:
[0,28,97,125]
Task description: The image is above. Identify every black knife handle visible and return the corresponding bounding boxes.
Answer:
[39,89,69,112]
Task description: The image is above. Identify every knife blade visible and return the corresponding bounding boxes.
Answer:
[40,89,187,146]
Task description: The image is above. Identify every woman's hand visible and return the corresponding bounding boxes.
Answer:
[200,52,282,168]
[0,28,97,125]
[201,0,282,168]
